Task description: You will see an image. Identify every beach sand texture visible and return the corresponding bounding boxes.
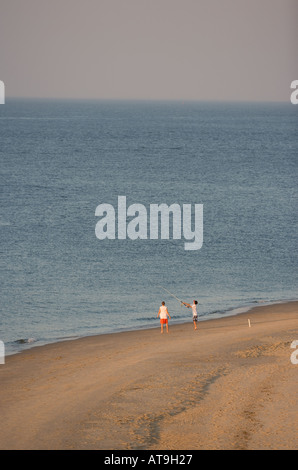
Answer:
[0,302,297,450]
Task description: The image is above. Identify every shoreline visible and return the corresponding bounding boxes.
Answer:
[1,300,297,450]
[5,298,298,358]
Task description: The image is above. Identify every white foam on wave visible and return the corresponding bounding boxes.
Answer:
[27,338,36,343]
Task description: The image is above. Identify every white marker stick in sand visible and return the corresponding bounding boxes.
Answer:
[0,340,5,364]
[248,319,251,328]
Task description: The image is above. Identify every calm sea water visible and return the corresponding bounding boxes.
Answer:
[1,99,297,355]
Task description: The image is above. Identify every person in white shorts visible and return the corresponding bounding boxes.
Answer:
[157,301,171,333]
[182,300,198,330]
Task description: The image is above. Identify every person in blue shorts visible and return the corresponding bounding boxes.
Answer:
[182,300,198,330]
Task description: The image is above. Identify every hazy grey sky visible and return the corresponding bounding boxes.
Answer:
[0,0,297,101]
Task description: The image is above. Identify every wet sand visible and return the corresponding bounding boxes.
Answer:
[0,301,297,450]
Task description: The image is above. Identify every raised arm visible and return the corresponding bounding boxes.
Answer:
[182,302,191,308]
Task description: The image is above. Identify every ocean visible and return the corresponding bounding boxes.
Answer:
[1,99,297,355]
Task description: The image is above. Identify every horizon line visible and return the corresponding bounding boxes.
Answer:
[2,95,291,105]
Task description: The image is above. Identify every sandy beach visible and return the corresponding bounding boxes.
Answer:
[0,301,297,450]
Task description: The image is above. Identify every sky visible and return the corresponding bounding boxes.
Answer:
[0,0,297,102]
